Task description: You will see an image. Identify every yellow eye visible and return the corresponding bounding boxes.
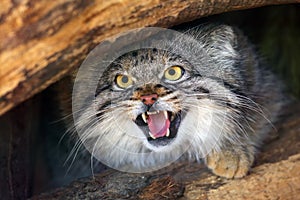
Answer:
[115,74,133,89]
[164,66,184,81]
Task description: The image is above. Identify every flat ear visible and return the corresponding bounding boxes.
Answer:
[194,24,238,59]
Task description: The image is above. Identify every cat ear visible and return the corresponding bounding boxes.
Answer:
[192,24,238,60]
[202,25,237,59]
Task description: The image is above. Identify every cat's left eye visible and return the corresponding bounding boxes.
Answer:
[115,74,133,89]
[164,66,184,81]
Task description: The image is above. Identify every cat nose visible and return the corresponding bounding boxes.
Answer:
[140,94,158,105]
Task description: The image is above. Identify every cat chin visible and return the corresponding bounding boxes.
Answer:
[143,137,178,152]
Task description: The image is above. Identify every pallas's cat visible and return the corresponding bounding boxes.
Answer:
[66,25,283,178]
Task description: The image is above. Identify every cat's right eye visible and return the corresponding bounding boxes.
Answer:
[115,74,133,89]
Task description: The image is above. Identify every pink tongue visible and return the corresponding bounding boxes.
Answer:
[148,111,170,138]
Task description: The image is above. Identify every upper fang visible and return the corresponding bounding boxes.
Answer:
[142,113,147,123]
[163,111,168,119]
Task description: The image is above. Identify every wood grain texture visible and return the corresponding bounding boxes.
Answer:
[0,0,299,116]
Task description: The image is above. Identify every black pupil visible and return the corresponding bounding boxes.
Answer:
[168,68,176,76]
[121,76,129,83]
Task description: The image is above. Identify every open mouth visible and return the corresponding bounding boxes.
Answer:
[134,110,181,146]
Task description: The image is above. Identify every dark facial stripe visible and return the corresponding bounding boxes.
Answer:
[96,100,111,119]
[206,76,248,98]
[222,81,248,98]
[200,77,252,113]
[193,87,209,94]
[165,90,173,95]
[154,84,164,88]
[95,84,110,97]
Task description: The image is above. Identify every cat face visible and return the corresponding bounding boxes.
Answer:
[89,47,239,168]
[96,49,196,148]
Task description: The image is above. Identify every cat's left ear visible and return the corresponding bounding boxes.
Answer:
[203,25,238,59]
[193,24,238,60]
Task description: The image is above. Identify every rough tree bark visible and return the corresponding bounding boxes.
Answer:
[0,0,300,116]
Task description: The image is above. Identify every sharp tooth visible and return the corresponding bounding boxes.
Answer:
[149,132,156,139]
[166,129,170,137]
[147,111,158,115]
[142,113,147,123]
[163,111,168,119]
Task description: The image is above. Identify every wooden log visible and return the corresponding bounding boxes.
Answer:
[0,0,299,116]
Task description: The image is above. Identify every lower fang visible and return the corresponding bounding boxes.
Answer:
[166,129,170,137]
[149,132,156,139]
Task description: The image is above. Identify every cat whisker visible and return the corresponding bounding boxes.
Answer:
[185,92,269,122]
[183,101,253,140]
